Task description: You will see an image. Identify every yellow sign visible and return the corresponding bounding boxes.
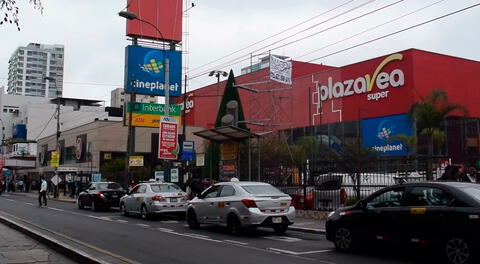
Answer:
[104,153,112,160]
[221,143,238,160]
[129,156,144,167]
[125,113,182,128]
[410,208,426,215]
[51,151,60,168]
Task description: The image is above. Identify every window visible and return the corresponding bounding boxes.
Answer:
[150,184,181,193]
[242,184,285,195]
[219,185,236,197]
[366,188,405,208]
[138,185,147,193]
[405,187,454,206]
[96,182,122,190]
[203,186,220,198]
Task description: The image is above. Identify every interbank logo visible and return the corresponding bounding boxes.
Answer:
[314,53,405,103]
[139,50,164,76]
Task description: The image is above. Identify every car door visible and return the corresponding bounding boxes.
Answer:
[364,187,406,242]
[84,183,95,206]
[195,185,221,223]
[133,184,147,213]
[123,185,140,212]
[215,185,237,224]
[403,185,454,244]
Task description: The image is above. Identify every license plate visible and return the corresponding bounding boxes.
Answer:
[170,198,177,203]
[272,217,282,224]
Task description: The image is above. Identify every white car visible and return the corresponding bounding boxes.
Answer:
[120,182,188,219]
[186,180,295,235]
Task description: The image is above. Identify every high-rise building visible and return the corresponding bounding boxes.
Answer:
[7,43,64,98]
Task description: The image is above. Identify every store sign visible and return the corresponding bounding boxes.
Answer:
[129,156,144,167]
[58,167,78,172]
[124,45,182,96]
[124,102,182,128]
[362,114,413,156]
[158,116,179,160]
[315,54,404,102]
[221,143,238,161]
[51,151,60,168]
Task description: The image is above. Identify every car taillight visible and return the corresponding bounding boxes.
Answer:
[241,199,257,208]
[152,195,165,201]
[97,192,105,199]
[340,188,347,205]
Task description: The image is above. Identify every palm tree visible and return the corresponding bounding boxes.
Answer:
[408,89,468,180]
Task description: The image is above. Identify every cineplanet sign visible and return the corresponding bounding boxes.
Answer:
[318,54,405,102]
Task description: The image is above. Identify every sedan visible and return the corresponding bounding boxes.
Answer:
[186,180,295,235]
[77,182,125,211]
[326,182,480,264]
[120,182,188,219]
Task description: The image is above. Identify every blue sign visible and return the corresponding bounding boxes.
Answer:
[124,45,182,96]
[92,173,102,182]
[361,114,413,156]
[181,141,195,161]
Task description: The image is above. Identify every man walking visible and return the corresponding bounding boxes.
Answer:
[39,177,47,207]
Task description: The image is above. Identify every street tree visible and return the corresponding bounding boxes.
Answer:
[0,0,43,30]
[408,89,468,180]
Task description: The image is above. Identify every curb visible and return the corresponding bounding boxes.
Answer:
[289,226,326,234]
[0,214,106,264]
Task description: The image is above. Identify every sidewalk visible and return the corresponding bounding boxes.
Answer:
[290,215,326,234]
[5,191,76,203]
[0,222,75,264]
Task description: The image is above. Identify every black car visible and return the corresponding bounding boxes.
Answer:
[77,182,125,211]
[326,182,480,264]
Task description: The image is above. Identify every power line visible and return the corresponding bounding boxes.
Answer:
[34,112,56,141]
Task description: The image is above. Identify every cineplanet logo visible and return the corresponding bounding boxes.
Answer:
[318,54,405,102]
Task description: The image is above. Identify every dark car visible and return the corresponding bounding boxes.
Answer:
[326,182,480,264]
[77,182,125,211]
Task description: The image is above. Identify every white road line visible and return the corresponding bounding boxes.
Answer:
[268,248,333,255]
[49,207,66,212]
[87,215,113,222]
[160,220,179,224]
[116,220,128,223]
[159,230,222,243]
[262,236,302,242]
[25,202,35,206]
[4,198,14,202]
[157,228,174,232]
[224,239,248,246]
[136,223,150,228]
[184,233,210,239]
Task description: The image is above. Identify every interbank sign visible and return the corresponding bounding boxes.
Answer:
[124,45,182,96]
[317,54,405,102]
[124,102,182,128]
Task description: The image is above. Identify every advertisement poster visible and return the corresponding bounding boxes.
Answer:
[170,168,179,183]
[124,102,182,128]
[158,116,179,160]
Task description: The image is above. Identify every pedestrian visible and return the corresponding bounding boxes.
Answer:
[462,166,479,183]
[38,177,47,207]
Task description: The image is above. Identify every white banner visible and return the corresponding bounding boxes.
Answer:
[269,55,292,85]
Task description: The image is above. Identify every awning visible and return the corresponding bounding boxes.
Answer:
[193,126,260,143]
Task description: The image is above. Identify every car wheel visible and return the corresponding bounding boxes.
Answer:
[91,200,98,212]
[445,237,472,264]
[186,210,200,229]
[334,226,354,251]
[120,203,129,216]
[227,214,242,235]
[140,205,149,220]
[77,197,84,209]
[273,224,288,235]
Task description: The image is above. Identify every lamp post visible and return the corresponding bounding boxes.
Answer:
[43,76,60,198]
[208,70,228,113]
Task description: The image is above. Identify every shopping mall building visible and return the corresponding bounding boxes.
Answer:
[182,49,480,167]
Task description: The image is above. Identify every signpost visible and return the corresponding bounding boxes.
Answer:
[181,141,195,161]
[158,116,179,160]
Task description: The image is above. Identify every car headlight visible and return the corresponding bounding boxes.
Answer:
[327,211,335,218]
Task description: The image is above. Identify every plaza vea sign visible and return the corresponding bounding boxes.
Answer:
[317,54,405,102]
[124,45,182,96]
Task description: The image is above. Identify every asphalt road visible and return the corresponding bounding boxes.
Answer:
[0,193,433,264]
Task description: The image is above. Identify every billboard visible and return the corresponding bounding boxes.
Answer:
[158,116,179,160]
[126,0,183,43]
[270,55,292,85]
[124,45,182,96]
[124,102,182,127]
[362,114,414,156]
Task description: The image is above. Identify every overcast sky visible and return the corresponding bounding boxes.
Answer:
[0,0,479,105]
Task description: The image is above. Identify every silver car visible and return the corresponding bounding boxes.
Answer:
[186,180,295,235]
[120,182,188,219]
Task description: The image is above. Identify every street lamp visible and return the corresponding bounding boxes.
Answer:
[208,70,228,112]
[44,76,61,198]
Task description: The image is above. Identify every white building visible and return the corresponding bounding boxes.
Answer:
[110,87,158,108]
[7,43,64,98]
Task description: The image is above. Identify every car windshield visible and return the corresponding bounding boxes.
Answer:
[461,186,480,202]
[150,184,181,193]
[241,185,285,195]
[97,183,121,190]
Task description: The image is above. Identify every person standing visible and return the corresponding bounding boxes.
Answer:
[38,177,47,207]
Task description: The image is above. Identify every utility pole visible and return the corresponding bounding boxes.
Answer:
[44,76,60,198]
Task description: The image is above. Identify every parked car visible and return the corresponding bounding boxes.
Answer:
[77,182,125,211]
[186,179,295,235]
[312,174,347,210]
[120,182,188,219]
[326,182,480,264]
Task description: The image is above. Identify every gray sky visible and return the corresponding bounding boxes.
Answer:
[1,0,479,105]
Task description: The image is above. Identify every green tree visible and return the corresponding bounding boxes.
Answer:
[100,158,125,183]
[408,89,468,179]
[0,0,43,30]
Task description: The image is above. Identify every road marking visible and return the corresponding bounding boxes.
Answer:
[25,202,35,206]
[136,224,150,228]
[262,236,302,242]
[268,248,334,255]
[160,220,179,224]
[87,215,113,222]
[49,207,66,212]
[116,220,128,223]
[4,198,14,202]
[157,228,174,232]
[224,239,248,246]
[184,233,210,239]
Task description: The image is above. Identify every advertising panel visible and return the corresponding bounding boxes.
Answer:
[124,102,182,128]
[126,0,183,42]
[181,141,195,161]
[129,156,144,167]
[51,151,60,168]
[158,116,179,160]
[361,114,414,156]
[124,45,182,96]
[270,55,292,85]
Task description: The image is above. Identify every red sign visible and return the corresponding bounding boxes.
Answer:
[126,0,183,43]
[75,137,83,160]
[0,156,5,169]
[158,116,178,160]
